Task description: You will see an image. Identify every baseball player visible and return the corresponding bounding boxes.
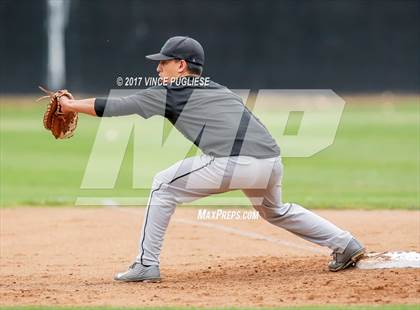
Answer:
[59,36,365,282]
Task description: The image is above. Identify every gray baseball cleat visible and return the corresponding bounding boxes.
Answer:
[114,262,161,282]
[328,238,365,272]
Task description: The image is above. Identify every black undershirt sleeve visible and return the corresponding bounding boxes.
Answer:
[94,98,107,117]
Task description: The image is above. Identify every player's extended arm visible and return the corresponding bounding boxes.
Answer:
[60,89,160,118]
[60,97,97,116]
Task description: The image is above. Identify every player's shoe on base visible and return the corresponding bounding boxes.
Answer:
[328,238,365,272]
[114,262,161,282]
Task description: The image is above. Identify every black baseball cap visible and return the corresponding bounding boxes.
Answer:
[145,36,205,66]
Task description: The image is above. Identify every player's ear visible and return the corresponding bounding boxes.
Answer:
[178,60,187,73]
[156,61,162,73]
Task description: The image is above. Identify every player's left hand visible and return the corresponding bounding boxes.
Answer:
[37,86,79,139]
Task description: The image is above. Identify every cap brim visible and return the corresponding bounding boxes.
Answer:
[145,53,174,61]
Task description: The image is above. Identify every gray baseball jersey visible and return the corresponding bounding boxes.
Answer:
[94,78,280,159]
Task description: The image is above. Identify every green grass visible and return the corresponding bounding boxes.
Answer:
[0,96,419,209]
[1,305,419,310]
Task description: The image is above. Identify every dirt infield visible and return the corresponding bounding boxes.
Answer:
[1,207,419,307]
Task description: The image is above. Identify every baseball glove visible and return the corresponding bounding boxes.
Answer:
[37,86,78,139]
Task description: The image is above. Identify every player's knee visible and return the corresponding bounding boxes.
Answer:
[151,171,171,190]
[151,172,189,205]
[151,177,162,191]
[150,183,177,207]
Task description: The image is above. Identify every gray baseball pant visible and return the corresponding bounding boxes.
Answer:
[136,154,353,265]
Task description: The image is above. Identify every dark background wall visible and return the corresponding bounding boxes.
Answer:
[1,0,419,94]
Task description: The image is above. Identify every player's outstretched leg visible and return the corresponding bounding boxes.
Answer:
[251,201,365,271]
[242,158,365,271]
